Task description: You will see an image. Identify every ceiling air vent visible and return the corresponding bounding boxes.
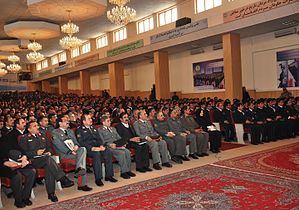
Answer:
[274,27,297,38]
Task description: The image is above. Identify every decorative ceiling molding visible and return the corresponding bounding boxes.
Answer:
[4,21,60,40]
[0,39,21,52]
[27,0,107,21]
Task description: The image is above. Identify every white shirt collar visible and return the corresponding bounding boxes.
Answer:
[121,122,129,128]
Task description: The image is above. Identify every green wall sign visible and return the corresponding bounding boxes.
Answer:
[107,40,144,57]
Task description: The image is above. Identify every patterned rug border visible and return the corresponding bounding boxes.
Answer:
[214,142,299,180]
[33,163,299,209]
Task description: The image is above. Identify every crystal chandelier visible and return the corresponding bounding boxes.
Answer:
[7,63,21,73]
[7,54,21,73]
[0,68,8,77]
[0,61,6,69]
[8,54,20,63]
[27,39,44,63]
[107,0,136,25]
[60,10,82,50]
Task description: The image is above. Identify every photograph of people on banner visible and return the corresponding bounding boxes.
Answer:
[277,48,299,88]
[193,58,224,90]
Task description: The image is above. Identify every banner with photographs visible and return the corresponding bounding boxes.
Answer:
[193,59,224,90]
[277,48,299,88]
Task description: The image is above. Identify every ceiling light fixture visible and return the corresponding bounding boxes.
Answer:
[60,10,82,50]
[26,34,45,63]
[107,0,136,25]
[0,68,8,77]
[0,61,6,69]
[7,53,21,73]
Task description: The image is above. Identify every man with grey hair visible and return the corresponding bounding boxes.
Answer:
[133,109,172,170]
[98,115,136,179]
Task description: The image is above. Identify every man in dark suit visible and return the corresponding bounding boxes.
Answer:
[0,118,36,208]
[19,120,74,203]
[213,102,236,141]
[1,115,14,138]
[76,114,117,186]
[116,112,152,173]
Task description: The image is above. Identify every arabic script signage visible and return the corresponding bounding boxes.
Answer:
[150,19,208,44]
[223,0,298,23]
[107,40,144,57]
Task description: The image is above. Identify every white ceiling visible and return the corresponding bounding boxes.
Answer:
[0,0,182,61]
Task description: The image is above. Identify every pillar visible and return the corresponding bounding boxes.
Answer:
[41,80,51,93]
[108,62,125,97]
[27,82,41,91]
[80,70,91,95]
[154,51,170,99]
[58,75,68,94]
[223,33,242,100]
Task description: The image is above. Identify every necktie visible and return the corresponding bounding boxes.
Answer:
[64,130,68,136]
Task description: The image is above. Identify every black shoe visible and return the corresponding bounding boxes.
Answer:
[181,155,190,161]
[153,163,162,170]
[23,199,32,206]
[36,179,44,185]
[86,167,93,173]
[189,154,199,159]
[105,176,118,182]
[121,173,131,179]
[202,153,209,156]
[196,153,204,157]
[144,167,153,172]
[59,176,74,188]
[127,171,136,177]
[75,167,86,176]
[48,193,58,202]
[162,162,173,168]
[14,201,26,208]
[136,168,146,173]
[78,185,93,191]
[171,156,183,164]
[95,179,104,186]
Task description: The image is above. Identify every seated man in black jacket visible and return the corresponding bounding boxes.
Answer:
[76,114,117,186]
[115,112,152,173]
[0,118,36,208]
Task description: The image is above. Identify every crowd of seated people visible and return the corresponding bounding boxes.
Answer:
[0,91,298,208]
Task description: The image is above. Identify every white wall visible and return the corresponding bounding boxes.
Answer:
[81,29,299,94]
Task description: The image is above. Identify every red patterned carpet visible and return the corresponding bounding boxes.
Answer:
[33,164,299,210]
[221,142,247,151]
[215,142,299,180]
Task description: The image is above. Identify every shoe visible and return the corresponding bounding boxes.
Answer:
[36,179,44,185]
[105,176,118,182]
[162,162,173,168]
[48,193,58,202]
[136,168,146,173]
[144,167,153,172]
[121,173,131,179]
[153,163,162,170]
[86,167,93,173]
[14,201,26,208]
[189,154,199,159]
[78,185,93,191]
[95,179,104,186]
[59,176,74,188]
[23,199,32,206]
[196,153,204,157]
[171,156,183,164]
[202,153,209,156]
[75,167,86,176]
[181,155,190,161]
[127,171,136,177]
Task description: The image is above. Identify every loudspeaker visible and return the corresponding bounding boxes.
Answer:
[176,17,191,27]
[18,72,33,81]
[59,61,66,66]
